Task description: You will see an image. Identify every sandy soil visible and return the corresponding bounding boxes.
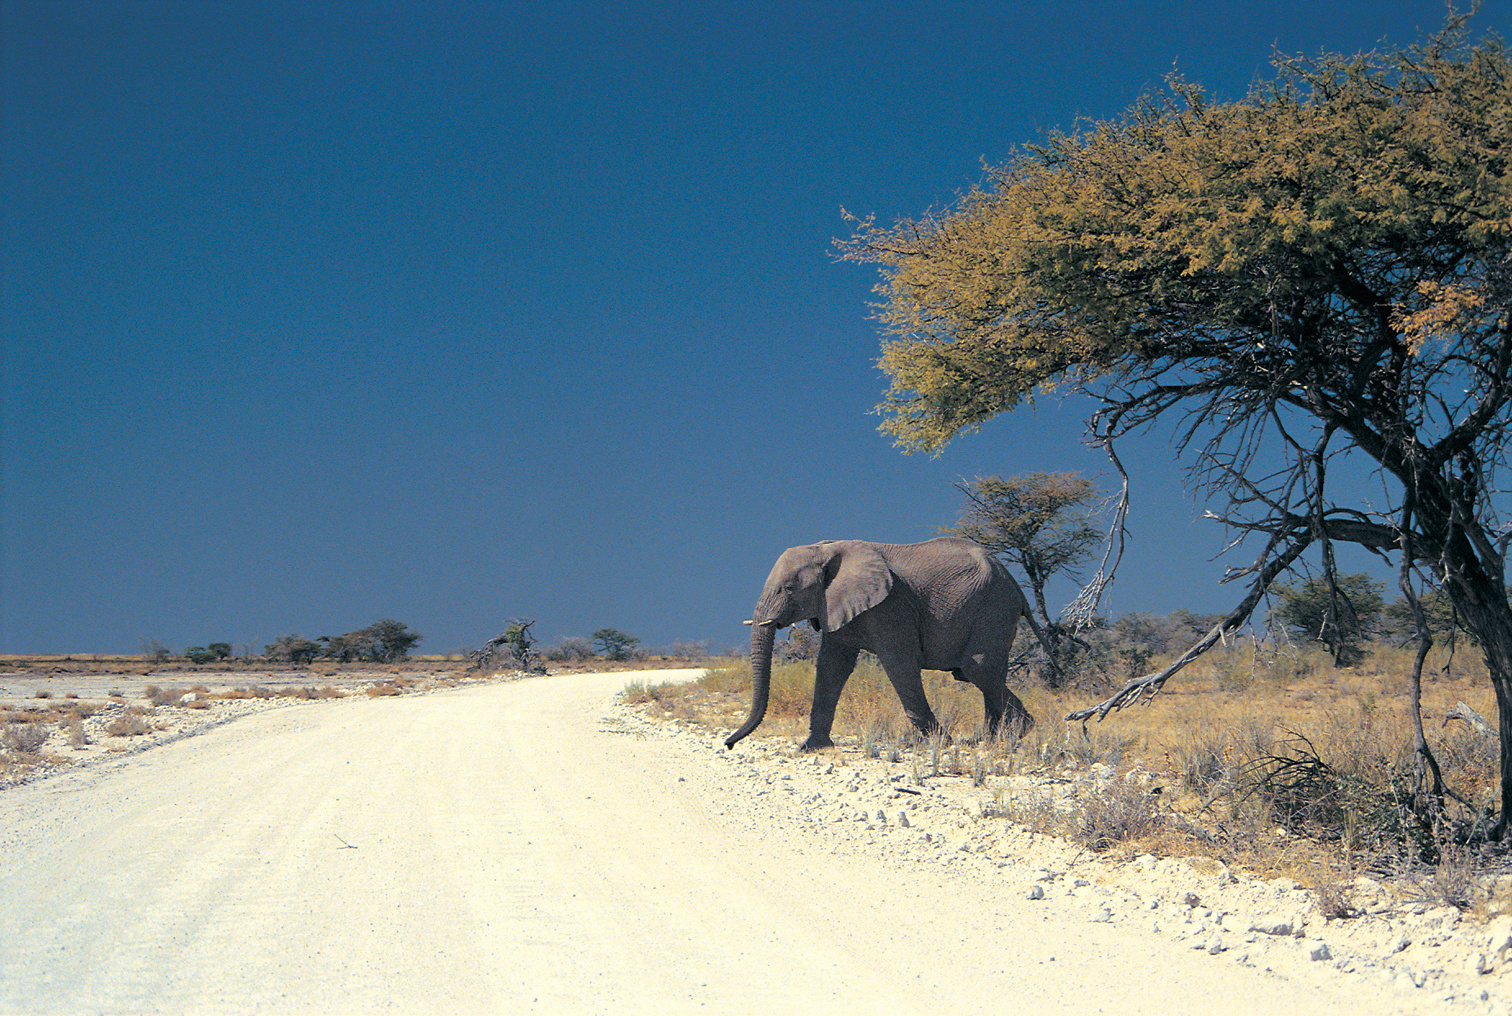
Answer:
[0,669,1502,1014]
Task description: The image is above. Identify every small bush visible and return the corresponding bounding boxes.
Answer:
[104,712,151,737]
[987,789,1061,833]
[3,722,48,753]
[146,686,185,707]
[1072,780,1164,851]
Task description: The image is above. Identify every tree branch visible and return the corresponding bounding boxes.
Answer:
[1065,532,1312,722]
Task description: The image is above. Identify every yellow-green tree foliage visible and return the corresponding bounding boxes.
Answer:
[840,21,1512,456]
[841,18,1512,835]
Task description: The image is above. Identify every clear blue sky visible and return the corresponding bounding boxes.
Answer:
[1,1,1491,656]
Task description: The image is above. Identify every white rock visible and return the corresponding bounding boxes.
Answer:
[1309,943,1332,962]
[1483,915,1512,960]
[1248,914,1294,937]
[1422,905,1461,930]
[1028,884,1045,900]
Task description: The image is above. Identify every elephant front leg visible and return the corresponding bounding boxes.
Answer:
[804,640,859,751]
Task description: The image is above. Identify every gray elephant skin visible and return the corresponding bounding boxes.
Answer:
[726,537,1053,751]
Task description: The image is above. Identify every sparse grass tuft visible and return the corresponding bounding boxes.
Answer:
[104,711,151,737]
[146,685,184,707]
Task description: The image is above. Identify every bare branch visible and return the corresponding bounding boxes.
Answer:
[1064,434,1130,629]
[1066,533,1312,722]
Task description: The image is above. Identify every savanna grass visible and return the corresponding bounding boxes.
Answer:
[641,638,1504,895]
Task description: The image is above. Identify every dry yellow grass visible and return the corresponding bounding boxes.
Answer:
[637,641,1505,900]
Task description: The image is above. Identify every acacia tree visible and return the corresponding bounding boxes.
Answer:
[472,619,540,671]
[942,471,1103,624]
[1273,573,1387,665]
[839,18,1512,836]
[591,628,640,661]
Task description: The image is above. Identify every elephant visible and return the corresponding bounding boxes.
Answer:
[725,536,1056,751]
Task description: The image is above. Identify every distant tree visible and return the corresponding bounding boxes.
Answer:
[185,642,234,665]
[317,634,361,662]
[316,620,421,663]
[1381,589,1477,649]
[666,639,710,660]
[266,635,321,665]
[360,619,422,662]
[472,619,540,671]
[591,628,640,661]
[544,636,596,662]
[1273,573,1386,665]
[140,639,171,664]
[777,626,821,662]
[1169,610,1227,642]
[942,472,1104,626]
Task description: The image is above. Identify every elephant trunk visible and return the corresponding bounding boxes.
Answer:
[725,620,777,748]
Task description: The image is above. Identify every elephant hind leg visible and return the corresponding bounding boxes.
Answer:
[876,657,941,740]
[964,662,1035,741]
[996,684,1035,739]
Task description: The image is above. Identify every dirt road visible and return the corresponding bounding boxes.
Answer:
[0,670,1463,1014]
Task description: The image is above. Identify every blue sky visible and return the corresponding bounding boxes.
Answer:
[1,1,1492,656]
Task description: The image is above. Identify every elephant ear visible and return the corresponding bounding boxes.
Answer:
[823,543,893,632]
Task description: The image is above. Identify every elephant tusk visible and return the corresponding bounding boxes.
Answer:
[743,619,780,627]
[743,620,753,625]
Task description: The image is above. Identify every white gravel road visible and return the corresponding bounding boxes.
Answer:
[0,669,1495,1014]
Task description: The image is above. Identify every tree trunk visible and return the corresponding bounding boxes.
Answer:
[1438,547,1512,838]
[725,622,776,749]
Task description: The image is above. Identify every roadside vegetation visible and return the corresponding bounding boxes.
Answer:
[628,631,1508,913]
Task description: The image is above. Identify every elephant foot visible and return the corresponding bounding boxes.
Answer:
[987,713,1035,745]
[799,735,835,752]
